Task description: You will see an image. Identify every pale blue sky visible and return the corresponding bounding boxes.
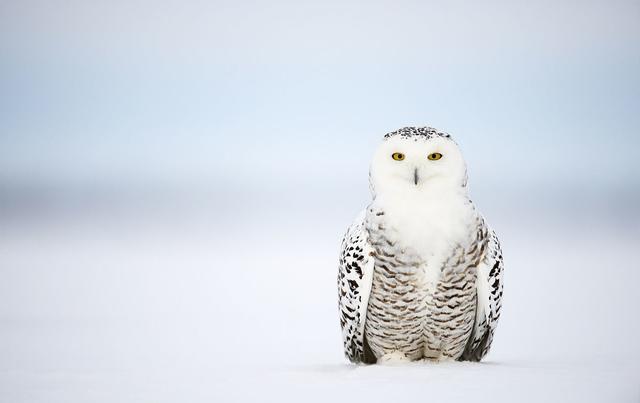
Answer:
[1,0,639,196]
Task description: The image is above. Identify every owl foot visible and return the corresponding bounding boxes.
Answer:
[377,351,410,365]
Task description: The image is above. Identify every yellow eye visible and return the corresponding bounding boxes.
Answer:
[391,152,405,161]
[428,152,443,161]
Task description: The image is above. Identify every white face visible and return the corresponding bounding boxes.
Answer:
[370,135,467,196]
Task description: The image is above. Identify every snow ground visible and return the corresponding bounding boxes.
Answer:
[1,198,639,402]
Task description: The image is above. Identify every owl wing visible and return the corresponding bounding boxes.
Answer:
[461,224,505,361]
[337,211,376,364]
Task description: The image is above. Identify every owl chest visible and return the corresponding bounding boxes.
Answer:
[364,217,479,360]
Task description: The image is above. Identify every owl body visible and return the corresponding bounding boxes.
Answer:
[338,127,504,364]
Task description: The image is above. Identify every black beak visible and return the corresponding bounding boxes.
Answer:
[413,168,419,186]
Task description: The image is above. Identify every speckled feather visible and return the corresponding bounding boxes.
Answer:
[337,212,375,363]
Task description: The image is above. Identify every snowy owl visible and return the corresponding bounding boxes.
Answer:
[338,127,504,364]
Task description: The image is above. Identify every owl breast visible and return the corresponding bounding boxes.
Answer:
[363,204,484,361]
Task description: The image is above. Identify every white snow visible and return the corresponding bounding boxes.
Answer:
[0,196,638,402]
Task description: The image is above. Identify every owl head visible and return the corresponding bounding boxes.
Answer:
[369,127,468,198]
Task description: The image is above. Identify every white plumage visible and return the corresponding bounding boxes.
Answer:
[338,127,504,364]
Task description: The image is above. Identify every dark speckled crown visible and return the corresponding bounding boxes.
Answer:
[384,126,452,140]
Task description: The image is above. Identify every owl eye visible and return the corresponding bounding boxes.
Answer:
[428,152,443,161]
[391,152,405,161]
